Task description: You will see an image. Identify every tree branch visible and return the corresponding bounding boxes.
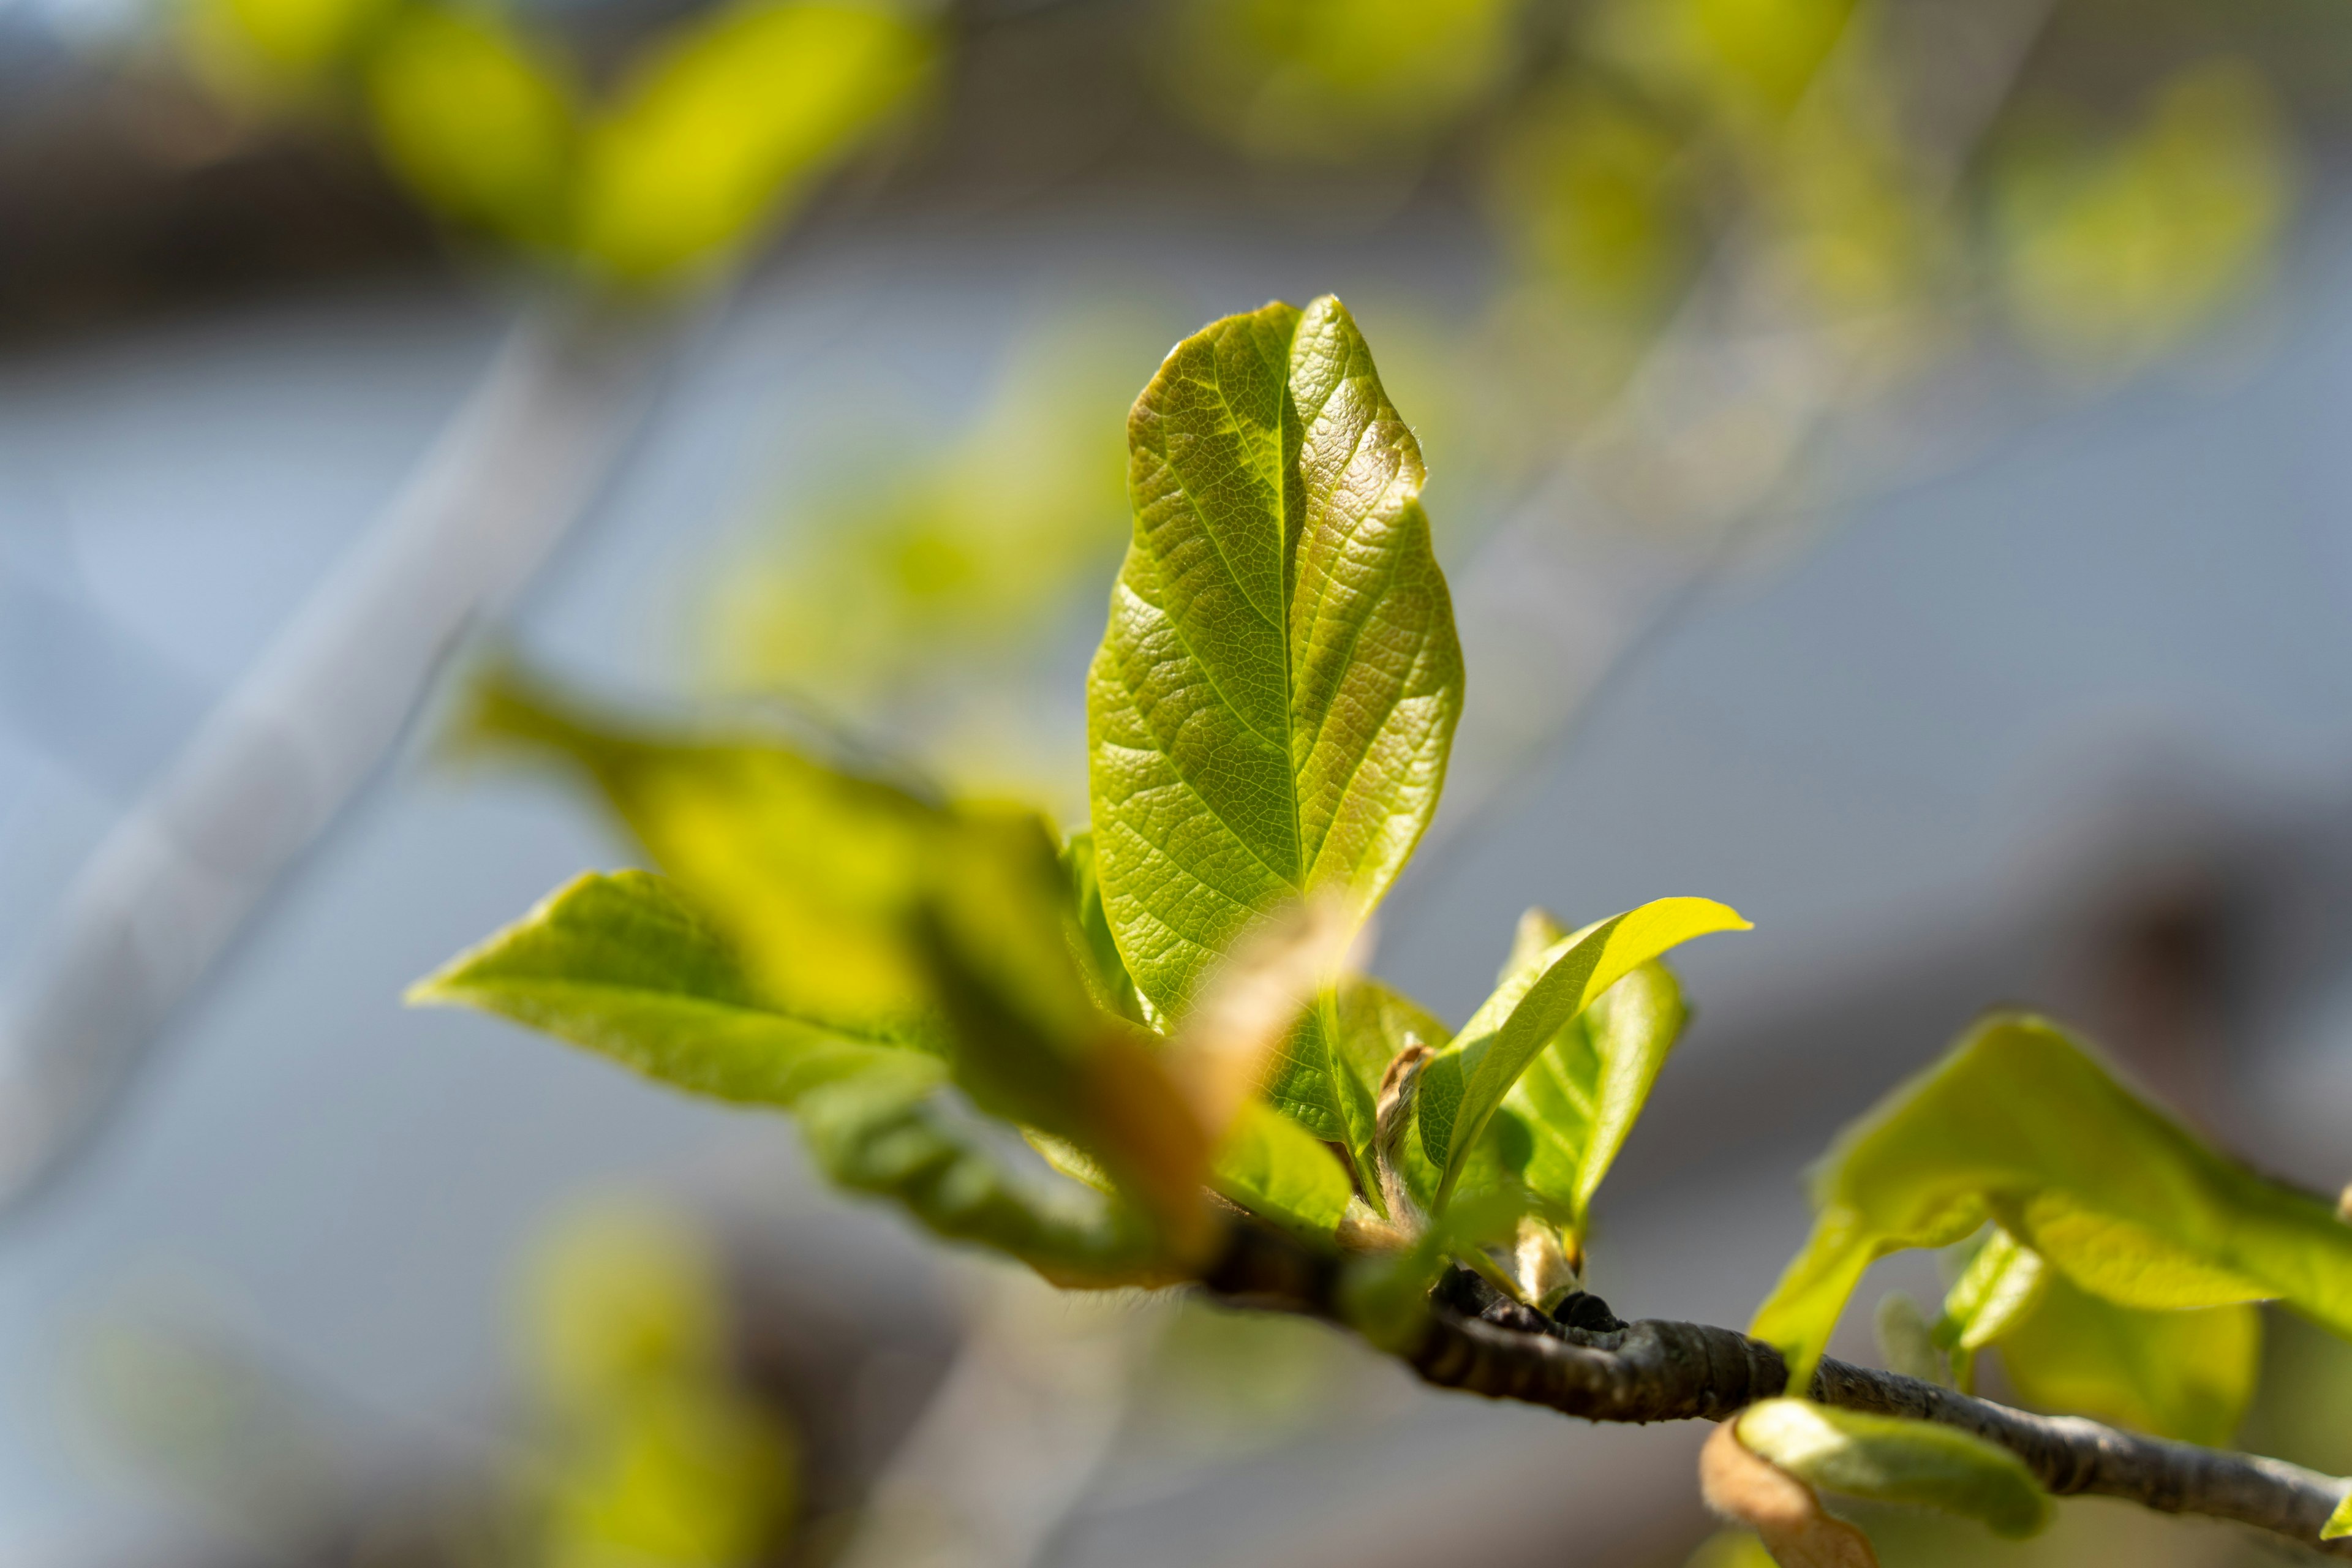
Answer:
[1200,1222,2352,1557]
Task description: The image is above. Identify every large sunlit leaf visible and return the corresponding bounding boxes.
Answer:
[1733,1399,2051,1540]
[1416,897,1746,1208]
[1471,907,1689,1249]
[1751,1012,2352,1387]
[572,0,932,284]
[410,870,1156,1282]
[1086,295,1463,1030]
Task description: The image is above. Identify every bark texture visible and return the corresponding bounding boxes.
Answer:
[1200,1222,2352,1557]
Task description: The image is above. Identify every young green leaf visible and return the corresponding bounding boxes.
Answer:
[1733,1399,2051,1539]
[1416,897,1747,1208]
[410,870,1156,1283]
[1262,978,1450,1197]
[1997,1265,2261,1447]
[1087,295,1463,1025]
[2325,1486,2351,1541]
[1934,1228,2048,1385]
[1472,908,1689,1251]
[1062,829,1148,1027]
[1210,1101,1356,1246]
[1751,1012,2352,1388]
[451,671,1215,1255]
[459,666,947,1042]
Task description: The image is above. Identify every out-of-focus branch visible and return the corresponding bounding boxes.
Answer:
[0,300,683,1208]
[1200,1222,2352,1558]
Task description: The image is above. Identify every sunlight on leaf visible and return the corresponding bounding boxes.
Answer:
[1999,1271,2259,1449]
[1417,897,1746,1209]
[1211,1100,1355,1245]
[1751,1012,2352,1389]
[1472,906,1691,1257]
[1087,295,1463,1023]
[412,869,1163,1282]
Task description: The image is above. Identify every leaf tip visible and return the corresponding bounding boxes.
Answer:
[2321,1485,2351,1540]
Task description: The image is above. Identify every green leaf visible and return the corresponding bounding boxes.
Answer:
[1086,296,1463,1023]
[1996,1268,2260,1447]
[2324,1486,2351,1541]
[1733,1399,2051,1540]
[573,0,932,284]
[1063,829,1149,1027]
[1934,1228,2048,1374]
[1263,978,1450,1198]
[1210,1101,1355,1245]
[410,870,1155,1282]
[459,666,947,1045]
[1751,1012,2352,1388]
[362,4,577,247]
[1475,908,1688,1247]
[449,671,1215,1256]
[1416,898,1747,1208]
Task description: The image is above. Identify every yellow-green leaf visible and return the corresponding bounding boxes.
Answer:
[2324,1486,2351,1541]
[448,670,1212,1256]
[1263,978,1450,1198]
[1935,1227,2047,1367]
[362,4,576,247]
[1734,1399,2051,1540]
[1474,907,1689,1248]
[1417,897,1746,1208]
[1086,296,1463,1027]
[573,0,932,284]
[1751,1012,2352,1388]
[1211,1101,1355,1245]
[1997,1269,2259,1448]
[410,870,1155,1281]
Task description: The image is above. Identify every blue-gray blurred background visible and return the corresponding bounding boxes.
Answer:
[3,0,2351,1562]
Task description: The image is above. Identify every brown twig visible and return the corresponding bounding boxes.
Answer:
[1200,1223,2352,1557]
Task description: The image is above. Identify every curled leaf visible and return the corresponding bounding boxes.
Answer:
[1374,1040,1435,1236]
[1733,1400,2051,1540]
[1417,897,1747,1208]
[1699,1419,1879,1568]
